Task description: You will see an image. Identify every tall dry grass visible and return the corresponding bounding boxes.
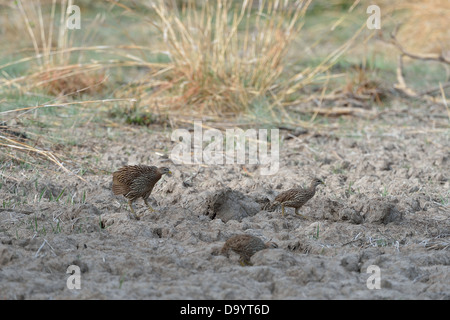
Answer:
[123,0,312,118]
[0,0,107,95]
[113,0,369,126]
[385,0,450,55]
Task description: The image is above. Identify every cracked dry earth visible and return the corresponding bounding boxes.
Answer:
[0,103,449,299]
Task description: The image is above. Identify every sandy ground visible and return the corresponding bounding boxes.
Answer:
[0,102,449,299]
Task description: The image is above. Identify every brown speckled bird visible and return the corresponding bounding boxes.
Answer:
[220,234,278,266]
[271,177,324,218]
[112,165,172,219]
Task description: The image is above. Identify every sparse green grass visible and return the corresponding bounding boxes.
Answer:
[332,165,345,175]
[346,181,355,197]
[50,220,62,234]
[0,162,106,240]
[6,205,104,240]
[119,273,126,289]
[381,185,389,197]
[313,223,320,240]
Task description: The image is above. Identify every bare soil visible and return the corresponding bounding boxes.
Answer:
[0,102,449,299]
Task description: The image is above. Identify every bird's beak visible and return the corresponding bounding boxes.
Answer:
[167,170,173,176]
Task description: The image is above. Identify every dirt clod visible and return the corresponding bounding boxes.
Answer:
[201,188,260,222]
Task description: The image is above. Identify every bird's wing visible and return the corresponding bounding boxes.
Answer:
[113,165,157,185]
[274,188,301,203]
[223,235,252,253]
[130,174,158,195]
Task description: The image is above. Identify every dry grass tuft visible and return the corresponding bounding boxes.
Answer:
[129,0,313,117]
[112,0,370,126]
[3,0,108,96]
[391,0,450,55]
[32,67,106,96]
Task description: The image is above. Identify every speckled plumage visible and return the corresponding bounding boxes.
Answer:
[221,234,278,266]
[112,165,171,219]
[271,177,324,217]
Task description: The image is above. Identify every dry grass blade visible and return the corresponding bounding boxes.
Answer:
[0,98,137,116]
[0,134,86,182]
[440,83,450,121]
[281,22,366,100]
[421,234,450,251]
[390,25,450,65]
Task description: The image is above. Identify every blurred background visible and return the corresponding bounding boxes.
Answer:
[0,0,449,169]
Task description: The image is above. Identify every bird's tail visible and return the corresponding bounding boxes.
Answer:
[112,182,129,195]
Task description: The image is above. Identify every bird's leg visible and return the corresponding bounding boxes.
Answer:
[295,207,308,219]
[143,198,155,212]
[239,259,252,267]
[128,200,140,220]
[281,204,285,217]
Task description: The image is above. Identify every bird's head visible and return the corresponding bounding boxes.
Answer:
[265,241,279,249]
[158,167,172,177]
[311,177,325,188]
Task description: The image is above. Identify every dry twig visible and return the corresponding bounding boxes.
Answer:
[390,26,450,105]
